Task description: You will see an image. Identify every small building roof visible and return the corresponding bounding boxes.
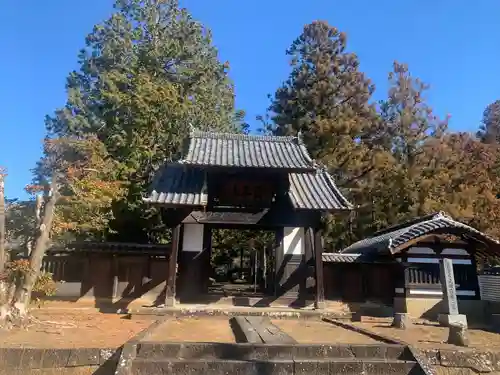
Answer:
[144,164,353,211]
[322,252,394,263]
[341,212,500,258]
[179,130,315,170]
[322,253,364,263]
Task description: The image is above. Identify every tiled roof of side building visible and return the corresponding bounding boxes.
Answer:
[144,164,353,211]
[322,253,394,263]
[341,212,500,257]
[322,253,363,263]
[179,130,315,170]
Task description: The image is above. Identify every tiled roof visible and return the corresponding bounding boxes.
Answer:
[143,164,207,206]
[289,169,353,211]
[341,212,500,256]
[322,253,392,263]
[322,253,363,262]
[144,164,352,211]
[179,130,315,170]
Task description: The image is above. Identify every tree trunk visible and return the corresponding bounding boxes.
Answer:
[0,174,8,317]
[0,174,6,273]
[13,175,59,310]
[27,194,43,257]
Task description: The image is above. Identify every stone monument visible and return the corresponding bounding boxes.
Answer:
[438,258,468,328]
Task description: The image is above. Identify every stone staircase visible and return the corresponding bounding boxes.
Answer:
[131,342,425,374]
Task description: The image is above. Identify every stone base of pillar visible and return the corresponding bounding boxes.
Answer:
[448,323,469,347]
[165,296,175,308]
[438,313,468,328]
[314,300,325,310]
[391,313,412,329]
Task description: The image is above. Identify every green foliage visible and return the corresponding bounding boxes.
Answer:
[37,0,243,243]
[1,259,57,299]
[50,137,128,241]
[477,100,500,144]
[4,199,35,253]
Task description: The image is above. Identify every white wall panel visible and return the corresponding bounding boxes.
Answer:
[479,275,500,302]
[283,227,305,255]
[182,224,204,252]
[408,247,435,255]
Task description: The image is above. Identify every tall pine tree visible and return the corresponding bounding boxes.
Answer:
[373,62,448,227]
[264,21,388,249]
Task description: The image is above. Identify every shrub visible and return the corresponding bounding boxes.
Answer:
[2,259,57,304]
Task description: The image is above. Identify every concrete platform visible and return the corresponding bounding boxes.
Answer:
[128,304,352,321]
[132,357,420,375]
[132,341,422,375]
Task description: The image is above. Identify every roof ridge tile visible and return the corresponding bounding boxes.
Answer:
[190,129,298,143]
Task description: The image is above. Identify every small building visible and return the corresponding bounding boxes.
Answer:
[144,129,353,308]
[326,212,500,319]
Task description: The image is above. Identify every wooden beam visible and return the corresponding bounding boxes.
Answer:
[468,244,482,300]
[304,226,315,293]
[274,227,284,297]
[165,224,181,307]
[183,210,268,225]
[313,227,325,309]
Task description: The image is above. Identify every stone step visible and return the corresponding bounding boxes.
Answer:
[132,358,422,375]
[136,342,413,361]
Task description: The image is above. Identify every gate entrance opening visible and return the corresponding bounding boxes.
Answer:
[209,229,275,298]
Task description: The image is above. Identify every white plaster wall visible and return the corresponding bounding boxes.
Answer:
[283,227,305,255]
[407,247,436,255]
[405,246,471,264]
[442,248,469,256]
[182,224,204,252]
[406,257,472,265]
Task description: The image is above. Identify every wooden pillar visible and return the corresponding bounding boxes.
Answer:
[304,227,315,297]
[80,254,91,297]
[314,227,325,309]
[165,224,181,307]
[393,261,407,313]
[274,227,284,297]
[111,255,119,301]
[202,224,212,293]
[468,245,481,300]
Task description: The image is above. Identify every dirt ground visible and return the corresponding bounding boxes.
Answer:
[352,318,500,350]
[0,310,151,348]
[433,366,484,375]
[0,367,100,375]
[144,316,236,343]
[272,319,381,344]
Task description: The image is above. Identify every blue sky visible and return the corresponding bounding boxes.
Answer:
[1,1,499,199]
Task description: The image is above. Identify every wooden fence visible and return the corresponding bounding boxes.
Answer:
[323,262,397,305]
[14,243,172,308]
